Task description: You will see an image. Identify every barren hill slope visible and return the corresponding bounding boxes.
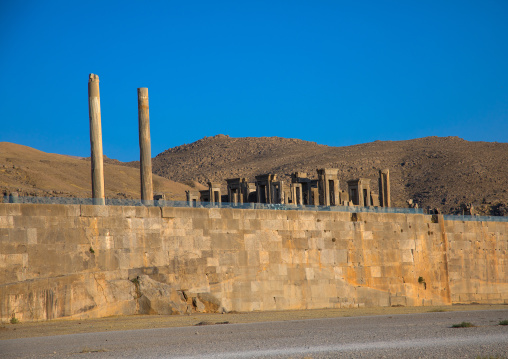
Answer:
[149,135,508,214]
[0,142,198,201]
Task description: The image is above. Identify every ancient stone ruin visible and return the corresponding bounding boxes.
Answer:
[187,168,392,208]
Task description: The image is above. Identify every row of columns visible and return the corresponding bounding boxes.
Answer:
[87,74,153,204]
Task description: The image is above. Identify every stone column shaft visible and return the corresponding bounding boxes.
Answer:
[138,88,153,202]
[379,169,391,207]
[88,74,105,205]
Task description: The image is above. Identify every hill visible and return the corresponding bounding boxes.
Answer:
[147,135,508,215]
[0,142,200,201]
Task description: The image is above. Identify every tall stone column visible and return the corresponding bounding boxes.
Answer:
[138,88,153,203]
[88,74,105,205]
[379,169,391,207]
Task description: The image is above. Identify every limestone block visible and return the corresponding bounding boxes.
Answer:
[286,219,299,231]
[241,253,258,271]
[231,210,243,220]
[298,221,317,231]
[458,293,473,302]
[116,232,137,249]
[93,249,121,271]
[218,251,237,267]
[327,221,349,232]
[99,216,129,230]
[268,250,281,263]
[244,233,262,251]
[209,219,229,230]
[308,229,325,239]
[19,204,79,217]
[161,206,177,218]
[253,250,267,265]
[486,293,502,300]
[253,210,277,220]
[304,267,315,280]
[258,219,282,230]
[389,296,406,306]
[319,249,334,265]
[80,205,109,217]
[113,248,132,269]
[261,236,282,252]
[399,239,416,250]
[172,207,206,219]
[219,209,235,219]
[117,206,135,218]
[23,228,37,246]
[401,249,414,263]
[12,214,47,230]
[278,230,293,242]
[96,233,114,250]
[334,249,348,264]
[243,219,260,230]
[361,231,373,240]
[359,249,375,264]
[290,250,306,264]
[280,248,294,264]
[367,266,382,278]
[1,229,30,248]
[223,219,241,230]
[355,287,380,307]
[288,237,307,250]
[307,237,317,250]
[0,216,14,229]
[209,208,222,219]
[136,275,189,314]
[138,206,159,218]
[232,281,251,296]
[102,206,122,217]
[142,218,161,230]
[289,230,307,239]
[451,240,472,251]
[0,204,22,216]
[193,235,211,251]
[239,210,256,220]
[316,281,336,298]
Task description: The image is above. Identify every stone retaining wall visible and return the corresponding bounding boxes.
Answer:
[1,203,506,322]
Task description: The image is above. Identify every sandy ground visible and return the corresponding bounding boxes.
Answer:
[1,304,506,341]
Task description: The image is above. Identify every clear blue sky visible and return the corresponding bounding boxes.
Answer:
[1,0,507,161]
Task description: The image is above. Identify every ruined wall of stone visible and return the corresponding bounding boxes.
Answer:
[0,203,506,322]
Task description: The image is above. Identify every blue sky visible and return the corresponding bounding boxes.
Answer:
[1,0,507,161]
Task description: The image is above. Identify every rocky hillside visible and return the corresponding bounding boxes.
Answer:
[0,142,200,201]
[3,136,507,215]
[146,135,508,215]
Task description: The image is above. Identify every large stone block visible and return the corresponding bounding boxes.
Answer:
[389,295,407,306]
[18,204,80,217]
[0,216,14,229]
[80,205,109,217]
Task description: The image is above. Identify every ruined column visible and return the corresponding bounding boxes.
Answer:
[88,74,105,205]
[138,88,153,203]
[379,169,391,207]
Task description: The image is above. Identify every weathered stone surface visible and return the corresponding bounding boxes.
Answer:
[0,203,507,322]
[135,275,189,315]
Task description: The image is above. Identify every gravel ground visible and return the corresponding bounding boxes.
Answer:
[0,304,506,340]
[1,305,507,358]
